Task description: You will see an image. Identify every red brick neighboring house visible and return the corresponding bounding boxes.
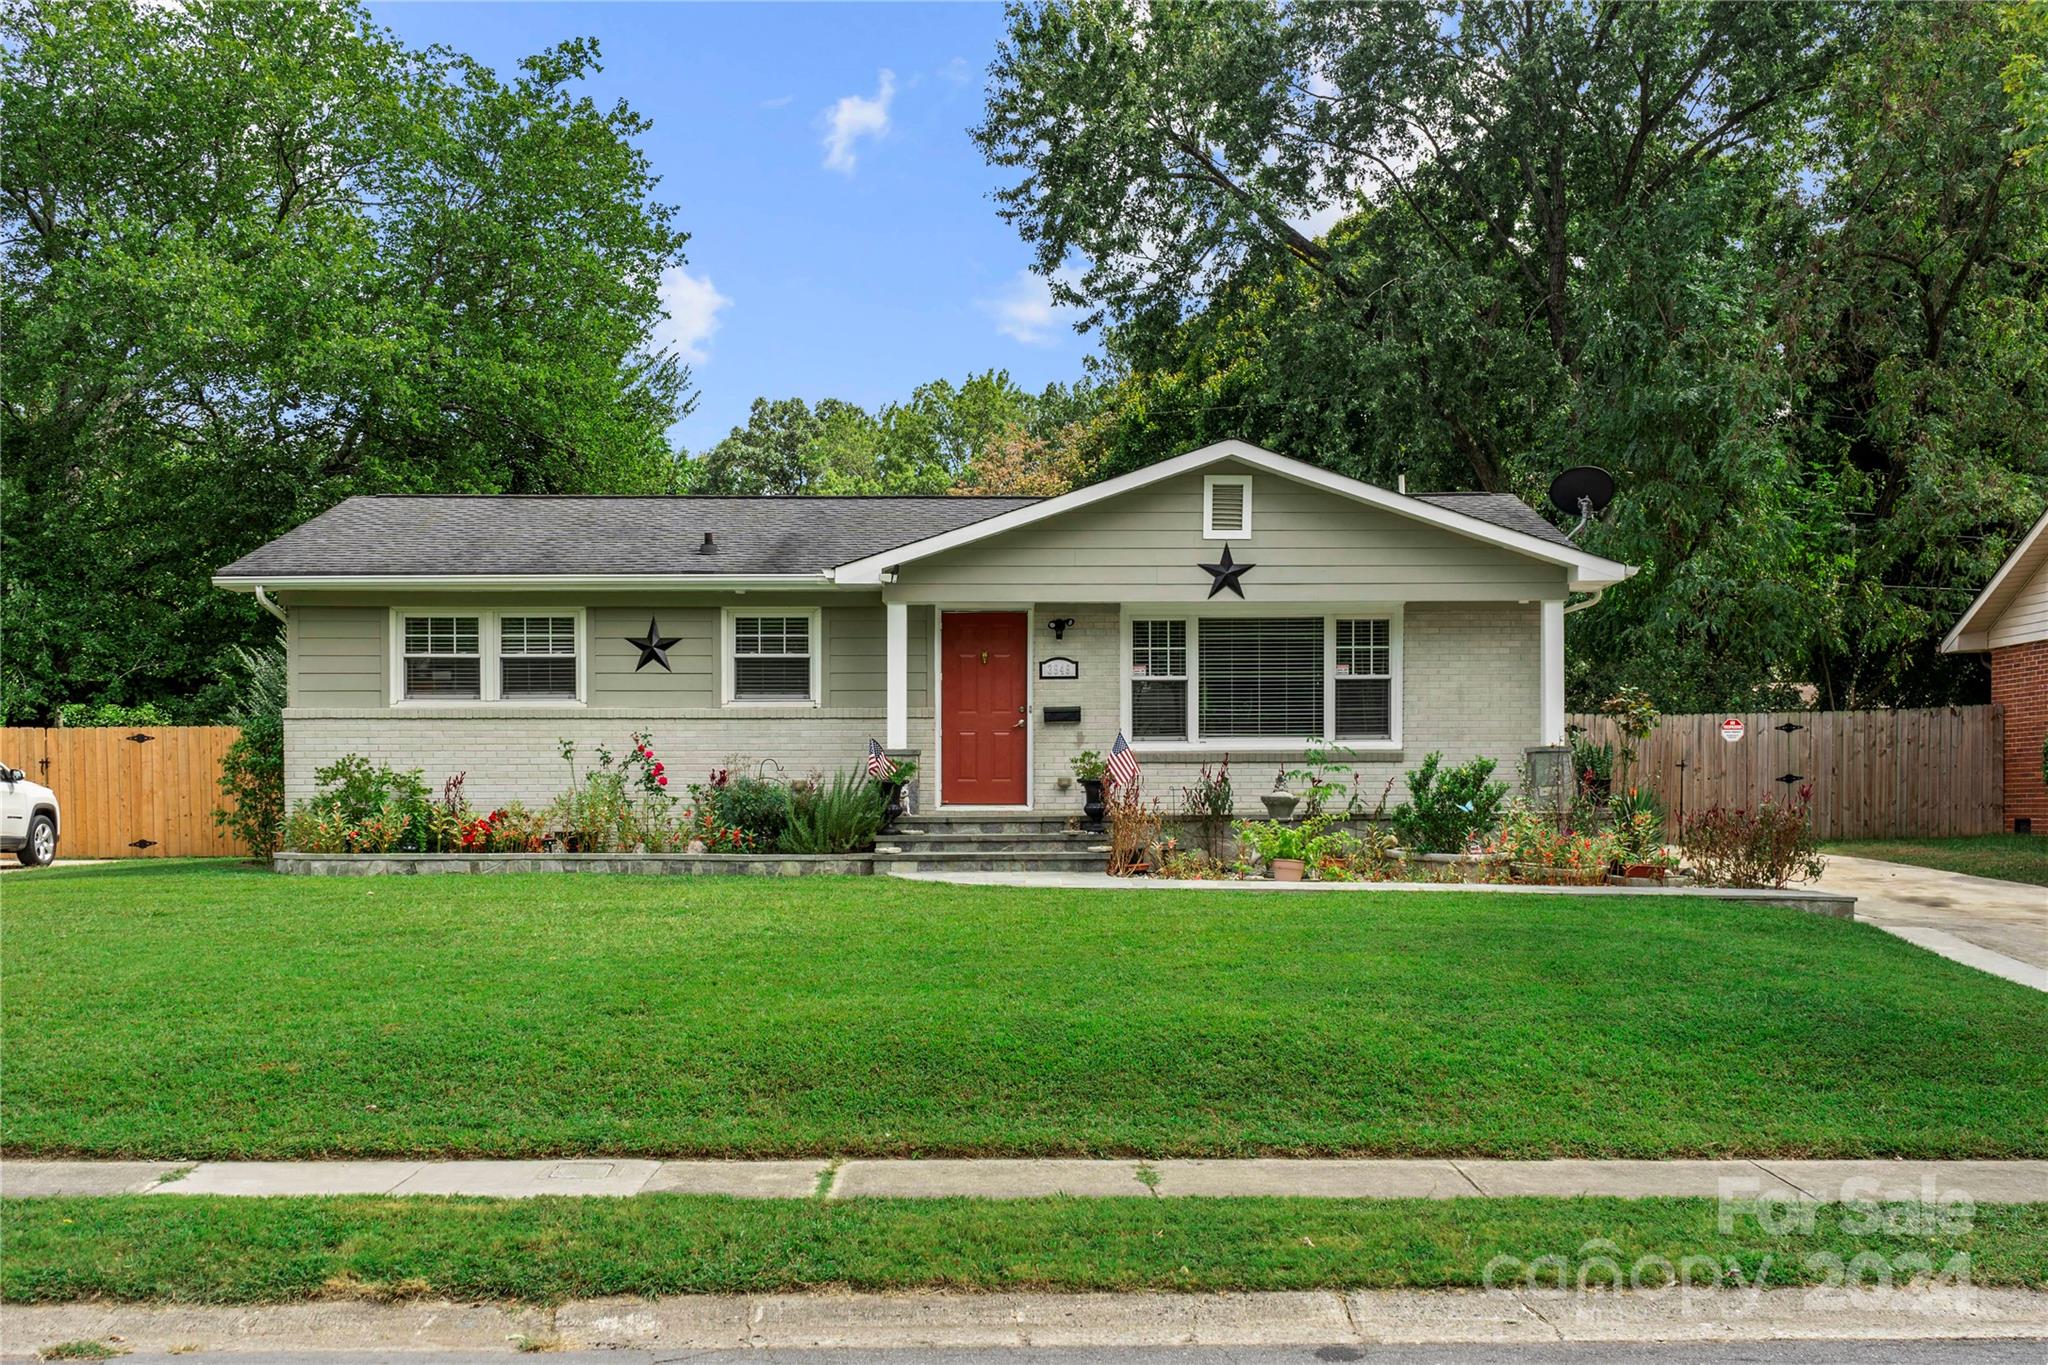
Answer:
[1941,511,2048,834]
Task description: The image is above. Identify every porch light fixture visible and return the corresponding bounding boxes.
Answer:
[1047,617,1075,639]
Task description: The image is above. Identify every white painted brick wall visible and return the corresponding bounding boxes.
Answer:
[284,709,927,810]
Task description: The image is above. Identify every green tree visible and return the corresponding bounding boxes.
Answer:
[2,0,694,721]
[978,0,2045,709]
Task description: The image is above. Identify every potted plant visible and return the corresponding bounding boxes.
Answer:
[876,758,917,833]
[1071,751,1107,830]
[1260,766,1301,820]
[1234,818,1317,881]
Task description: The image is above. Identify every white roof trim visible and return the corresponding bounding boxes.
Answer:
[1939,509,2048,654]
[215,573,838,593]
[830,440,1636,591]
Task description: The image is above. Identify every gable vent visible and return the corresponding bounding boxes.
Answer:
[1204,475,1251,538]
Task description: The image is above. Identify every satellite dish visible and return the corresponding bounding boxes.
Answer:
[1547,466,1615,540]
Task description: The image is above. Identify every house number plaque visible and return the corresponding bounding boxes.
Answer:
[1039,656,1079,680]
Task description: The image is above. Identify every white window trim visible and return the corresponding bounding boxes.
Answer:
[387,607,588,707]
[1117,605,1403,753]
[1203,473,1253,539]
[721,606,823,707]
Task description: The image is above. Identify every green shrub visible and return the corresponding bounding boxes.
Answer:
[214,644,286,856]
[1391,752,1508,853]
[779,772,885,854]
[55,700,170,727]
[699,774,792,845]
[280,754,439,853]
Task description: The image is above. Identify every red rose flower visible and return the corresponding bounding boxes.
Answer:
[656,774,668,787]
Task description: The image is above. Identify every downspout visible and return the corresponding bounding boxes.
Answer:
[1561,587,1605,616]
[254,586,287,622]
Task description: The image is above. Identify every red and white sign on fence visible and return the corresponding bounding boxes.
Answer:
[1720,718,1745,743]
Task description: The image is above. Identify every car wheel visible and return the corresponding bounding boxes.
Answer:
[21,813,56,867]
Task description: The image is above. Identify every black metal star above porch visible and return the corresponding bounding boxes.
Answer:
[626,617,681,671]
[1197,545,1256,599]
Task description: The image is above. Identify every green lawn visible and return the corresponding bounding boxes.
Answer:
[4,861,2045,1159]
[6,1194,2041,1303]
[1824,834,2048,886]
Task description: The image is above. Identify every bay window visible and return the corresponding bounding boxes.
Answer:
[1126,611,1399,746]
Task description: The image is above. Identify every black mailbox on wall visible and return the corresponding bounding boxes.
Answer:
[1043,707,1082,725]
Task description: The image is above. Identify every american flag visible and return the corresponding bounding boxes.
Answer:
[867,738,898,779]
[1105,732,1139,791]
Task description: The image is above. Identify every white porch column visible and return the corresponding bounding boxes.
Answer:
[1539,599,1566,746]
[885,599,909,750]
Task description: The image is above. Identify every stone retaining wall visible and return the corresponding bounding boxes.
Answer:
[274,852,874,876]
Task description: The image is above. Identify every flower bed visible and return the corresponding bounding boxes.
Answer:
[274,852,874,877]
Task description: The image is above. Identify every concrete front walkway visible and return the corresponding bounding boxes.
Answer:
[6,1157,2044,1203]
[1817,854,2047,990]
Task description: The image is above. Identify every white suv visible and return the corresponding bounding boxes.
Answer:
[1,764,61,866]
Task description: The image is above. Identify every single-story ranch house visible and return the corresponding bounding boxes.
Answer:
[1941,508,2048,835]
[215,442,1635,816]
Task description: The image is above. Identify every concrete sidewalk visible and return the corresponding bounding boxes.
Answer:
[6,1157,2044,1202]
[6,1287,2046,1357]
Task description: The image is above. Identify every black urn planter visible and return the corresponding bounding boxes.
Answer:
[1080,777,1106,831]
[878,780,907,833]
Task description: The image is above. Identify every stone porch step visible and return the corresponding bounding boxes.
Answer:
[880,830,1106,855]
[895,813,1093,836]
[875,849,1109,874]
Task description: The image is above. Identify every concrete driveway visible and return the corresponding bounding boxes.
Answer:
[1818,853,2045,989]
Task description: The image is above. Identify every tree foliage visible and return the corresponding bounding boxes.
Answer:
[976,0,2047,709]
[687,370,1102,496]
[2,0,694,721]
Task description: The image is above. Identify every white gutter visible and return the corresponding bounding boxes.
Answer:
[213,573,840,593]
[1562,587,1606,616]
[253,586,287,621]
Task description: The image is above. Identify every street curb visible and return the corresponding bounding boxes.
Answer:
[5,1288,2046,1355]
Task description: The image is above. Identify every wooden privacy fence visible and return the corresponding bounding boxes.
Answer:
[1564,706,2004,840]
[0,727,251,858]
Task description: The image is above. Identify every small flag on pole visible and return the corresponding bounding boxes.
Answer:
[1105,732,1139,791]
[867,738,898,779]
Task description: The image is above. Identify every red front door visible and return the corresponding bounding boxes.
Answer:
[940,611,1029,806]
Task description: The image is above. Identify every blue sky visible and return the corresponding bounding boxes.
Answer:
[366,1,1096,450]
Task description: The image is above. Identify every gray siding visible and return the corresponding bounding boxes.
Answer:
[890,462,1569,604]
[287,606,384,708]
[285,596,933,712]
[1989,559,2048,648]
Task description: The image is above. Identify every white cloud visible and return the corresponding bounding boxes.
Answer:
[653,266,732,365]
[759,94,794,110]
[821,69,895,175]
[978,268,1081,346]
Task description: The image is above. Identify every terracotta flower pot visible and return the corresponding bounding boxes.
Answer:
[1269,857,1306,882]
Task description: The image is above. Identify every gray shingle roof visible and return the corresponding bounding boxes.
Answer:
[215,496,1039,578]
[216,485,1575,579]
[1413,492,1578,548]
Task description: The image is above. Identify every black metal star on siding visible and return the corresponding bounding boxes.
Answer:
[627,617,681,671]
[1197,545,1256,599]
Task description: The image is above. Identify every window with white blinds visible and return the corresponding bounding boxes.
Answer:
[500,615,578,699]
[1130,619,1188,740]
[731,613,815,702]
[403,615,481,699]
[1127,613,1400,745]
[1334,617,1393,741]
[1198,617,1324,737]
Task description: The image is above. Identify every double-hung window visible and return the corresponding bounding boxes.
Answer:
[1126,612,1399,746]
[1333,618,1394,741]
[395,610,583,704]
[1129,619,1188,740]
[728,611,817,703]
[499,615,578,700]
[402,616,481,700]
